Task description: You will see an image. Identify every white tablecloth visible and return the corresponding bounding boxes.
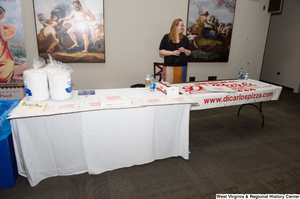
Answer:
[10,103,191,186]
[9,80,282,186]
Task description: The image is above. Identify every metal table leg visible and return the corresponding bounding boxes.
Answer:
[237,102,264,127]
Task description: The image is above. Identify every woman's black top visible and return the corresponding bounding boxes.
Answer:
[159,34,191,66]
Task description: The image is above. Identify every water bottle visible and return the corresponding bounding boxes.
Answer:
[150,74,156,92]
[244,73,249,80]
[145,74,150,89]
[238,67,243,80]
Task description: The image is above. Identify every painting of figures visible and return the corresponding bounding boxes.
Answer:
[33,0,105,63]
[0,0,27,87]
[187,0,236,62]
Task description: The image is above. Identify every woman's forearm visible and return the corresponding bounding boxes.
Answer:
[159,49,177,56]
[184,49,191,56]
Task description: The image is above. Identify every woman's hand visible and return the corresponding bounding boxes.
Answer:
[178,47,191,56]
[178,47,185,53]
[173,50,180,56]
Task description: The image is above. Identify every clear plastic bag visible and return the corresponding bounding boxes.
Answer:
[45,54,73,74]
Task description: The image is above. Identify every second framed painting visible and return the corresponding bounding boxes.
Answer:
[186,0,236,62]
[33,0,105,63]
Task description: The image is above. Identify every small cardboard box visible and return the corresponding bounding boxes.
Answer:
[156,82,179,96]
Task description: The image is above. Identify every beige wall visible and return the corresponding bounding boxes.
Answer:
[21,0,271,90]
[261,0,300,93]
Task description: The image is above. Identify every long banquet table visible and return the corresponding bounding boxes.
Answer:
[8,88,192,186]
[8,79,282,186]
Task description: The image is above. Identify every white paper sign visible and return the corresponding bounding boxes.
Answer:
[166,96,198,105]
[99,95,131,108]
[15,100,48,112]
[52,102,80,113]
[140,96,170,105]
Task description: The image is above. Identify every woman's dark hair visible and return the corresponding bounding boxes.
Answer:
[0,6,5,14]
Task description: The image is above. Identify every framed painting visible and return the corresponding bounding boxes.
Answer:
[33,0,105,63]
[186,0,236,62]
[0,0,28,87]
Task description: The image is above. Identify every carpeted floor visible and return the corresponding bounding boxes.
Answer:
[0,88,299,199]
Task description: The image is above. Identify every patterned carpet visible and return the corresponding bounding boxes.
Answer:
[0,88,299,199]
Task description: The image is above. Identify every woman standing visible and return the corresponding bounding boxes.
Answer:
[159,19,191,83]
[0,6,16,83]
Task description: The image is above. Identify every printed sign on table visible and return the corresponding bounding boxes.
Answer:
[16,100,48,112]
[174,79,273,95]
[175,84,209,95]
[193,80,272,93]
[99,95,131,108]
[166,95,198,105]
[129,97,145,107]
[140,96,171,106]
[202,85,236,93]
[79,99,101,110]
[52,101,80,113]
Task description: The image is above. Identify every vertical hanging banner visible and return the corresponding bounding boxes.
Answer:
[33,0,105,63]
[0,0,28,88]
